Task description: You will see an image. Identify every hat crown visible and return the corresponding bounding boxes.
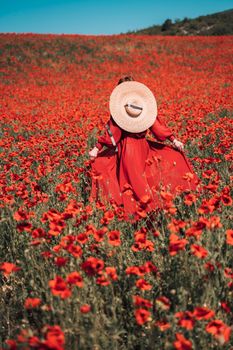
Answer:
[124,99,143,118]
[109,81,157,133]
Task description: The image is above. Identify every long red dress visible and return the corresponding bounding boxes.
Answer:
[89,115,199,219]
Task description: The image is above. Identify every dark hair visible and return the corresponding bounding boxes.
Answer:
[117,75,135,85]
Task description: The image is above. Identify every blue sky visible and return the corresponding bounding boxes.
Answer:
[0,0,233,35]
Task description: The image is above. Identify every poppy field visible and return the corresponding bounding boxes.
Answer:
[0,33,233,349]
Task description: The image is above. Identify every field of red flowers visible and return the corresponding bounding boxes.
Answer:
[0,33,233,349]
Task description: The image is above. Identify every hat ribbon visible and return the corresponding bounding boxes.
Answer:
[124,103,143,111]
[106,122,118,152]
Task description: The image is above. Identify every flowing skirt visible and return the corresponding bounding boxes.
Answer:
[89,137,199,219]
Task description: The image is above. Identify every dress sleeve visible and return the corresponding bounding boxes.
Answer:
[149,116,175,142]
[95,116,122,151]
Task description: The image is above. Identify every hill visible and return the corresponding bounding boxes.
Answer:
[126,8,233,35]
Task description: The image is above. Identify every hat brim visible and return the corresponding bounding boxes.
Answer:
[109,81,157,133]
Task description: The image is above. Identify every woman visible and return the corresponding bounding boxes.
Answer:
[88,75,198,219]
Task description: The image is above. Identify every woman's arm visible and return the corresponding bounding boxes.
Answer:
[95,116,122,151]
[89,116,122,158]
[149,116,184,151]
[149,116,175,142]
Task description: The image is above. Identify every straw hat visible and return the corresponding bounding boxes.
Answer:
[109,81,157,133]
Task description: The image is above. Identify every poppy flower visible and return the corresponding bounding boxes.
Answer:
[224,267,233,279]
[155,296,171,310]
[76,233,89,244]
[220,301,231,313]
[24,298,41,309]
[135,278,152,290]
[168,234,188,256]
[226,229,233,245]
[134,308,151,325]
[66,271,83,287]
[42,325,65,350]
[49,276,72,299]
[154,319,171,331]
[205,320,231,344]
[0,262,21,277]
[175,311,195,330]
[173,333,193,350]
[81,257,105,276]
[54,257,69,267]
[184,193,197,206]
[105,266,118,280]
[80,304,91,313]
[108,230,121,246]
[66,244,83,258]
[190,244,208,259]
[96,274,110,286]
[192,306,215,320]
[133,295,153,309]
[221,194,232,206]
[16,222,32,232]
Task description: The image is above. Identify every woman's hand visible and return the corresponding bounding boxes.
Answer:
[172,139,184,152]
[89,146,99,159]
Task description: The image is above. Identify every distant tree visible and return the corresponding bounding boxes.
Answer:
[182,17,189,23]
[161,19,173,31]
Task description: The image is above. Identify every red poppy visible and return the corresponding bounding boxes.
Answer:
[184,193,197,206]
[173,333,193,350]
[190,244,208,259]
[167,219,186,234]
[97,274,111,285]
[42,325,65,350]
[100,210,115,225]
[175,311,195,330]
[108,230,121,246]
[0,262,21,277]
[154,319,171,331]
[125,266,142,276]
[66,271,83,287]
[155,296,171,310]
[226,229,233,245]
[81,257,105,276]
[133,295,153,309]
[169,234,188,256]
[206,320,231,344]
[143,261,158,274]
[134,308,151,325]
[224,267,233,279]
[135,278,152,290]
[192,306,215,320]
[198,199,215,214]
[80,304,91,313]
[13,208,34,221]
[220,301,231,313]
[93,227,107,242]
[49,276,72,299]
[204,261,215,272]
[221,194,233,206]
[48,219,66,236]
[207,215,222,229]
[76,233,89,244]
[185,217,208,239]
[54,257,69,267]
[66,244,83,258]
[24,298,41,309]
[105,266,118,281]
[16,222,32,232]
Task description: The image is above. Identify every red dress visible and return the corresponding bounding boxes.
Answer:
[89,116,198,219]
